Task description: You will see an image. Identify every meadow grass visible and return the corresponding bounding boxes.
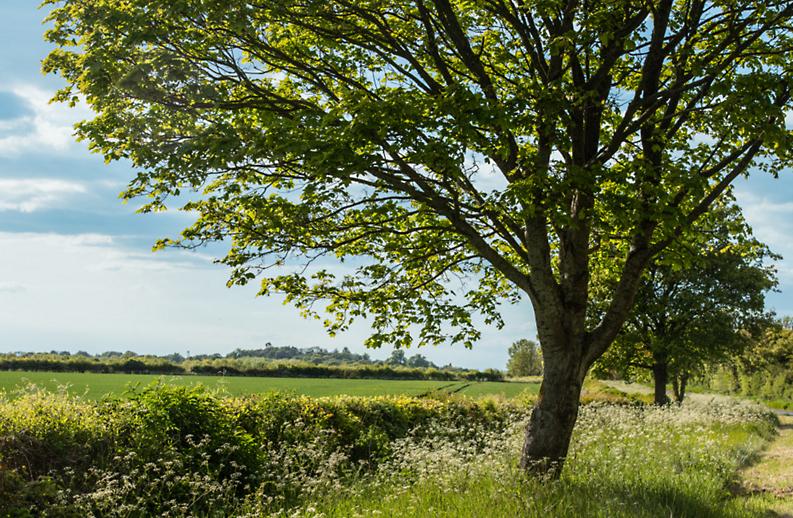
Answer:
[295,401,776,518]
[740,415,793,516]
[0,370,539,400]
[446,380,539,399]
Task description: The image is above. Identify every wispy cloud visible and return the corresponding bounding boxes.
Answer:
[740,195,793,216]
[0,231,213,273]
[737,191,793,238]
[0,230,520,366]
[0,178,86,212]
[735,190,793,286]
[0,281,25,294]
[0,85,91,157]
[0,231,292,355]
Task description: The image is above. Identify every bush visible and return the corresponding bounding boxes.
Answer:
[0,383,519,516]
[0,386,114,477]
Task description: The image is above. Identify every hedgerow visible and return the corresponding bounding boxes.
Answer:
[0,353,504,381]
[0,383,519,516]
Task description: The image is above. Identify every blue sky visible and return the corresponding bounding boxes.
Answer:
[0,2,791,369]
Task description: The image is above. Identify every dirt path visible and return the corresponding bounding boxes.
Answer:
[740,415,793,517]
[600,380,793,515]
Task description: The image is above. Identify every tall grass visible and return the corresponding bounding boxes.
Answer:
[299,401,776,518]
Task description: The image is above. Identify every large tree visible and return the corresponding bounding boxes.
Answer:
[593,201,777,405]
[43,0,793,475]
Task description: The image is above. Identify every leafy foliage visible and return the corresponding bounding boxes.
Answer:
[593,200,777,401]
[41,0,793,355]
[507,339,543,377]
[705,318,793,408]
[0,384,518,516]
[0,385,776,516]
[41,0,793,469]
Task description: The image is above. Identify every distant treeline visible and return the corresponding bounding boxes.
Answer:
[701,320,793,409]
[0,349,504,382]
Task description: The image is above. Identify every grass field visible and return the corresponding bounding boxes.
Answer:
[0,370,540,400]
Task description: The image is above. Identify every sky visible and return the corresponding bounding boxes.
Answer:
[0,2,792,369]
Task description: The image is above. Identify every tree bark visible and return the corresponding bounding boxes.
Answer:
[520,353,585,478]
[652,356,670,405]
[730,364,741,393]
[672,372,689,403]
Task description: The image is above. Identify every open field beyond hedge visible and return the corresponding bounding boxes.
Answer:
[0,370,539,400]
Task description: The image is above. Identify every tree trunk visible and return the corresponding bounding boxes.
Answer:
[672,372,688,403]
[730,364,741,393]
[651,356,670,405]
[520,354,585,478]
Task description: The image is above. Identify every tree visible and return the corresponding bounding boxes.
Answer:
[406,353,434,368]
[731,317,793,379]
[43,0,793,476]
[507,339,543,377]
[387,349,407,366]
[593,201,777,405]
[704,318,793,401]
[742,318,793,370]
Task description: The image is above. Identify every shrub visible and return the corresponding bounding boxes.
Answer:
[0,383,518,515]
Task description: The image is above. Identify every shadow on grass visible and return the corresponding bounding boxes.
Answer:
[557,479,746,518]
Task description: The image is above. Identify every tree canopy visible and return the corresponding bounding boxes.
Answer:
[507,339,543,377]
[593,200,777,403]
[43,0,793,473]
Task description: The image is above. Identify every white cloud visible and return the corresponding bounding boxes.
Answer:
[0,178,86,212]
[735,190,793,286]
[740,195,793,216]
[0,232,205,273]
[0,231,330,357]
[0,281,25,294]
[0,84,92,157]
[0,231,517,368]
[737,192,793,241]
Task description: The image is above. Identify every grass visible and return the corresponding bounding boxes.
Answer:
[0,370,540,400]
[303,401,777,518]
[309,466,762,518]
[453,380,539,399]
[740,415,793,515]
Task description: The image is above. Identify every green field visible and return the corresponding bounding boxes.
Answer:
[0,370,539,400]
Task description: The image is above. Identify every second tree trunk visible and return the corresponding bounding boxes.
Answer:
[652,354,670,405]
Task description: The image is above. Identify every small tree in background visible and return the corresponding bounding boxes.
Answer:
[507,339,543,377]
[593,202,777,405]
[406,354,434,368]
[740,318,793,371]
[387,349,407,366]
[714,318,793,402]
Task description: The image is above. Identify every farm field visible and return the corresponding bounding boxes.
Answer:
[0,370,540,400]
